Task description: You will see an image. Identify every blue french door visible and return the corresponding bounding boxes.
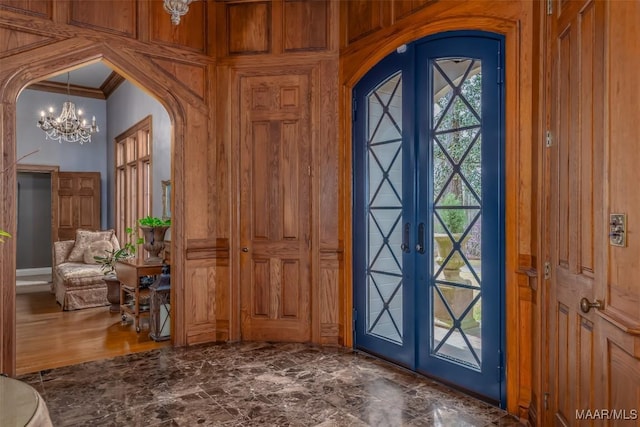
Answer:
[353,32,505,405]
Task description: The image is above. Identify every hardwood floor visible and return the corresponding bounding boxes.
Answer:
[16,289,168,376]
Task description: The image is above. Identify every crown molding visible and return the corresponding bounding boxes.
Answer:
[101,71,125,98]
[28,80,106,100]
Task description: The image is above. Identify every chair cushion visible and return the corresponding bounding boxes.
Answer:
[55,262,104,281]
[83,240,114,265]
[67,229,115,263]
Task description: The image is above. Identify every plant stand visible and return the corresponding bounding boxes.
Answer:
[103,275,121,313]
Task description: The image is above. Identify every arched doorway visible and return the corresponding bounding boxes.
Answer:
[0,47,187,376]
[352,31,505,405]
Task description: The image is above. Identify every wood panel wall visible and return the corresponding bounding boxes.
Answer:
[598,0,640,422]
[0,0,553,422]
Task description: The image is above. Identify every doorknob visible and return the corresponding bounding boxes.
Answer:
[579,297,603,313]
[416,223,425,254]
[241,247,249,252]
[401,223,411,253]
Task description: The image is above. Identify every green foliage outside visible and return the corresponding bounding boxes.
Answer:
[433,70,482,256]
[433,72,482,205]
[438,193,466,234]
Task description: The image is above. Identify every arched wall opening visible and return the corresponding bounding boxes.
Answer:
[1,43,188,376]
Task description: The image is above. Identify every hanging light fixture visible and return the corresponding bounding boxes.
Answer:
[37,72,99,145]
[164,0,194,25]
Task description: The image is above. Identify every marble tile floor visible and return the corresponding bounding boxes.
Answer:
[18,342,525,426]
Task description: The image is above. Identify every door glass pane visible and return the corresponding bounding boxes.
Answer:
[431,58,482,370]
[366,72,404,344]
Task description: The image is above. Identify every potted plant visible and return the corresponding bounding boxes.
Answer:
[433,193,477,328]
[93,227,142,312]
[93,227,141,276]
[137,216,171,264]
[434,193,468,275]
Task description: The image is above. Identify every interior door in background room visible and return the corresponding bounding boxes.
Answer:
[53,171,101,241]
[239,73,312,342]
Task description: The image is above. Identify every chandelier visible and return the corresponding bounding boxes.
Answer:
[164,0,194,25]
[37,73,99,145]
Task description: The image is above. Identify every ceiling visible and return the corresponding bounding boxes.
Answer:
[28,62,125,100]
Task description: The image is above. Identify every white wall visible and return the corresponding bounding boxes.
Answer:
[16,89,109,228]
[106,80,171,227]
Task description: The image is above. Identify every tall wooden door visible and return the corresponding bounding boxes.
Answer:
[548,0,605,424]
[53,171,101,241]
[548,1,640,426]
[239,73,312,342]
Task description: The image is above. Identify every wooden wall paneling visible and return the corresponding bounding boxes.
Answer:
[318,252,341,345]
[183,103,211,237]
[0,0,51,18]
[212,63,235,340]
[148,0,206,53]
[342,0,389,46]
[600,322,640,420]
[283,0,327,52]
[605,0,640,328]
[315,58,340,345]
[339,1,535,417]
[0,101,18,376]
[69,0,136,38]
[184,259,218,344]
[530,0,547,423]
[516,273,533,420]
[393,0,433,22]
[226,1,271,55]
[607,340,640,419]
[317,60,339,247]
[149,57,207,103]
[0,25,56,59]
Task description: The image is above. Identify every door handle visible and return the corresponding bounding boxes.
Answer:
[579,297,603,313]
[241,247,249,252]
[416,223,425,254]
[401,223,410,253]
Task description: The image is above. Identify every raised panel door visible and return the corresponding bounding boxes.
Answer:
[239,73,311,342]
[53,172,101,241]
[547,1,605,424]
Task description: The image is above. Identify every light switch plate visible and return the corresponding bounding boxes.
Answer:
[610,213,627,247]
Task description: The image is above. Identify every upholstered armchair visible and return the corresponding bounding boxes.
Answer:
[52,229,120,310]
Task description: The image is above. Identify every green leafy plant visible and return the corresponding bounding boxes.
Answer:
[439,193,467,234]
[138,216,171,227]
[0,230,10,242]
[94,227,144,275]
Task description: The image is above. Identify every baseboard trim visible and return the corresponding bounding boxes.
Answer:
[16,267,52,277]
